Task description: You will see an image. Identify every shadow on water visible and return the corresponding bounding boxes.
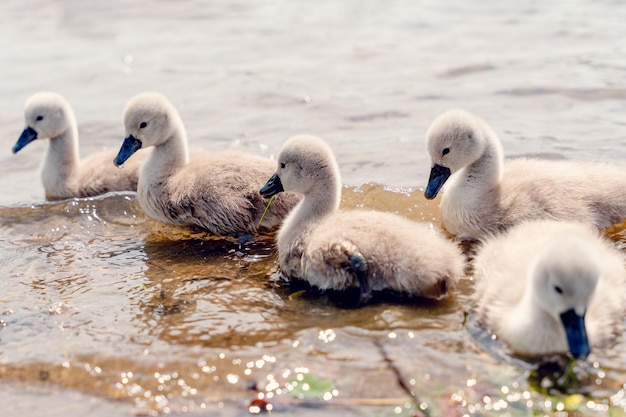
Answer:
[0,188,625,416]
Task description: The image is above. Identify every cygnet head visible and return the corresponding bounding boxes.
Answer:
[13,92,74,154]
[424,109,491,199]
[114,92,181,166]
[530,234,601,359]
[260,135,341,199]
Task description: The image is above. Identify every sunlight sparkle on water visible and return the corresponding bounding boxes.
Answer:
[264,375,280,392]
[318,329,336,343]
[586,400,609,412]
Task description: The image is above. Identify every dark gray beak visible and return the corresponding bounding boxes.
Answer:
[13,126,38,154]
[424,163,451,199]
[114,135,143,167]
[560,308,590,360]
[260,173,284,198]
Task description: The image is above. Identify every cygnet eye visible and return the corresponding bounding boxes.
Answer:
[280,162,286,169]
[442,147,450,156]
[36,115,44,121]
[554,285,563,295]
[139,122,148,129]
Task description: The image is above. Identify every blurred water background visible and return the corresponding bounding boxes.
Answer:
[0,0,625,416]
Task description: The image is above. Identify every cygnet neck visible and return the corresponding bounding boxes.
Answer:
[461,125,504,190]
[283,168,342,240]
[500,270,561,354]
[303,177,341,220]
[42,124,80,189]
[145,123,190,179]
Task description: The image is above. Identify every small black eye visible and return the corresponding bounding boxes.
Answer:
[36,115,44,121]
[280,162,286,169]
[554,285,563,294]
[442,148,450,156]
[139,122,147,129]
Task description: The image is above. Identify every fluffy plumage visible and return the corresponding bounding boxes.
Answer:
[424,109,626,240]
[260,134,464,304]
[114,92,299,236]
[13,92,147,200]
[473,220,626,359]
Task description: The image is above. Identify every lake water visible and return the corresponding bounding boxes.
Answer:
[1,0,625,416]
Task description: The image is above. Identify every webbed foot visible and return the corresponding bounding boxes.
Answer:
[348,252,371,306]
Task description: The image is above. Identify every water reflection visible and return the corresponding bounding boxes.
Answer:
[138,237,289,348]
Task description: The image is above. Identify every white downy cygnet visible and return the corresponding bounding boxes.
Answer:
[473,219,626,359]
[260,134,464,305]
[114,92,299,236]
[13,92,147,199]
[424,109,626,240]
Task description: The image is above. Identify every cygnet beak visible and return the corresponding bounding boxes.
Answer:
[424,163,451,199]
[259,173,284,198]
[560,308,591,360]
[114,134,143,167]
[12,126,38,154]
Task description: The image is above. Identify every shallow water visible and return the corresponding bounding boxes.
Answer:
[1,190,625,417]
[1,0,626,416]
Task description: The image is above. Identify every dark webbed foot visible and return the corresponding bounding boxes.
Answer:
[348,252,371,306]
[237,233,254,244]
